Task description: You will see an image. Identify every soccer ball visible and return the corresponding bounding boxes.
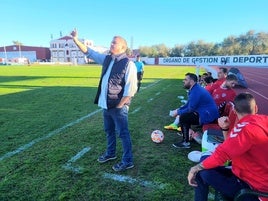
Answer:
[151,130,164,143]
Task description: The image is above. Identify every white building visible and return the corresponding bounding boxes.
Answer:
[49,36,109,64]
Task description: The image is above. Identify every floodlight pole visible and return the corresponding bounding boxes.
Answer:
[19,44,22,58]
[196,62,200,77]
[4,45,7,64]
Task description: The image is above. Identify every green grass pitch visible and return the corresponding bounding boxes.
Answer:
[0,64,207,201]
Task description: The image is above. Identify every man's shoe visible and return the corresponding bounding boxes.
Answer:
[177,126,181,132]
[112,162,134,172]
[172,141,191,148]
[97,154,117,163]
[164,123,178,130]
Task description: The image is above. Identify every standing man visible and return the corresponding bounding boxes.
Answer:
[71,29,137,172]
[135,55,144,92]
[169,73,219,148]
[188,93,268,201]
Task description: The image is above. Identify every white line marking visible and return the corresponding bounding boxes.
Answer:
[1,79,163,162]
[130,107,141,114]
[62,147,91,173]
[244,77,268,87]
[0,109,102,162]
[142,79,162,90]
[248,88,268,101]
[155,92,161,96]
[66,147,91,163]
[103,173,166,189]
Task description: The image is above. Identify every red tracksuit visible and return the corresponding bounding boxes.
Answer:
[203,114,268,200]
[206,78,226,94]
[212,86,236,107]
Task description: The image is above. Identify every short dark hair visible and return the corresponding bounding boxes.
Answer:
[226,74,238,81]
[185,73,198,82]
[204,76,214,84]
[234,92,255,114]
[219,67,228,74]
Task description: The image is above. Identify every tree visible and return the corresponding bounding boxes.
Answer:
[256,32,268,54]
[184,41,200,57]
[238,30,257,55]
[137,30,268,57]
[153,44,170,57]
[170,44,185,57]
[139,46,154,57]
[12,41,23,46]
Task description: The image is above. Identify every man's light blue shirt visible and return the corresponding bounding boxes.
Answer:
[86,48,137,109]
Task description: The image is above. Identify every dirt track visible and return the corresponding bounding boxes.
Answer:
[229,66,268,115]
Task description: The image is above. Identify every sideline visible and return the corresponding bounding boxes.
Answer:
[0,109,102,162]
[62,147,91,173]
[103,173,166,189]
[248,88,268,101]
[0,79,163,162]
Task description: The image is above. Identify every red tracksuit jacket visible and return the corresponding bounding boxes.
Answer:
[203,114,268,200]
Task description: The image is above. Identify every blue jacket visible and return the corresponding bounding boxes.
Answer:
[178,83,219,124]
